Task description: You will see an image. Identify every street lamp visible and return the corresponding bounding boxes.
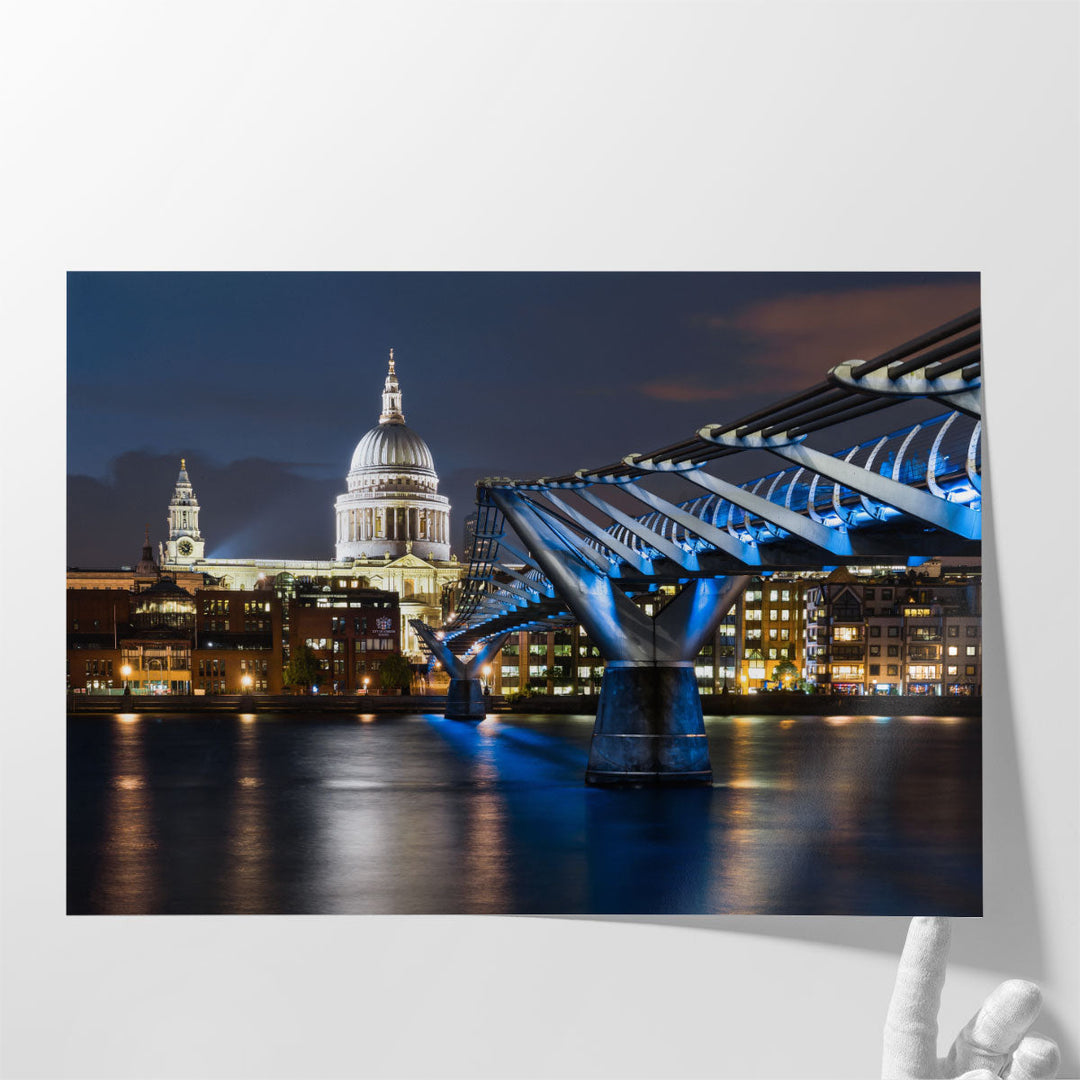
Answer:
[121,663,132,695]
[241,673,253,690]
[482,664,492,693]
[362,676,370,695]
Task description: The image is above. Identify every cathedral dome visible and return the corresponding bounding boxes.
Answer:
[350,422,436,475]
[334,349,452,564]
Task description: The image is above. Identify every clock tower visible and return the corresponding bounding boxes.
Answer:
[162,458,205,565]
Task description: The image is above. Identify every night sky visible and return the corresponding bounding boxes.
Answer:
[67,271,979,568]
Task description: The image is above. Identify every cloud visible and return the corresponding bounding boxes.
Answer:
[700,280,981,392]
[638,380,741,403]
[68,451,342,568]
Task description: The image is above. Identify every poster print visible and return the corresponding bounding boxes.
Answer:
[67,272,981,915]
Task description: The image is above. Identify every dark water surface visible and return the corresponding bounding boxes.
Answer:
[67,712,981,915]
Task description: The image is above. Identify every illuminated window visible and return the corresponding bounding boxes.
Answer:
[833,626,861,642]
[869,645,880,656]
[966,646,977,656]
[965,665,977,675]
[887,645,899,657]
[831,664,863,678]
[781,589,791,602]
[769,589,779,602]
[907,664,939,680]
[781,609,790,621]
[887,665,899,676]
[947,665,958,675]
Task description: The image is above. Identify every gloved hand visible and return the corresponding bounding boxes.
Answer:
[883,917,1060,1079]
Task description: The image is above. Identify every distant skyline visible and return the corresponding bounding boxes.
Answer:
[67,271,979,567]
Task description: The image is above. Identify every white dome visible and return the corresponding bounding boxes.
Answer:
[349,422,436,475]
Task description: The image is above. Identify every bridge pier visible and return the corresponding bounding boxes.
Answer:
[588,662,710,785]
[411,620,506,721]
[444,677,488,721]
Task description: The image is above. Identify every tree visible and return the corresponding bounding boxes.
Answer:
[283,643,324,693]
[773,659,799,689]
[377,653,414,693]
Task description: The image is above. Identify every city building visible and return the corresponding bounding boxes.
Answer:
[804,564,982,695]
[288,579,401,693]
[462,511,478,559]
[151,351,466,659]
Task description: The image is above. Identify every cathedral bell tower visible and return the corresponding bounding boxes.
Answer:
[162,458,205,565]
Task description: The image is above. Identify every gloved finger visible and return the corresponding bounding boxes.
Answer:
[883,917,951,1079]
[1003,1032,1061,1080]
[946,980,1043,1076]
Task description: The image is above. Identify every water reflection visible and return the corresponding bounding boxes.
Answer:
[67,712,981,915]
[223,717,271,913]
[96,715,161,913]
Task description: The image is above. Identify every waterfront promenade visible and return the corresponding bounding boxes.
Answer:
[67,691,979,717]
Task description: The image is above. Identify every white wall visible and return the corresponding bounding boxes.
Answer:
[2,4,1076,1076]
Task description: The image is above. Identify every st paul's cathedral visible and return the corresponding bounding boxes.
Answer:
[157,352,465,659]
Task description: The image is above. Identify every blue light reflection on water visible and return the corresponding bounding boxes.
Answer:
[66,712,981,915]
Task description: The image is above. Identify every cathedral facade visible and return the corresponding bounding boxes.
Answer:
[158,352,464,658]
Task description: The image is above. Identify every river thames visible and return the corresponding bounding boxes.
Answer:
[67,711,980,915]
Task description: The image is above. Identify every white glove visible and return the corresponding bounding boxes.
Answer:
[883,917,1060,1079]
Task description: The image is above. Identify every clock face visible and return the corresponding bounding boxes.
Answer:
[178,539,194,557]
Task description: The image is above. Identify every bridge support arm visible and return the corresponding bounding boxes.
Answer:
[410,620,466,679]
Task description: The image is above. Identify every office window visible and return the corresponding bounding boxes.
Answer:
[966,646,977,656]
[948,626,960,638]
[869,664,880,676]
[947,665,958,675]
[869,645,880,656]
[870,626,881,637]
[887,665,899,676]
[887,645,899,657]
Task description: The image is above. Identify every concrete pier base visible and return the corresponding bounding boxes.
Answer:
[445,677,487,721]
[586,663,712,786]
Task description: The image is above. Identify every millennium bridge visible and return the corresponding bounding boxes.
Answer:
[412,308,982,785]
